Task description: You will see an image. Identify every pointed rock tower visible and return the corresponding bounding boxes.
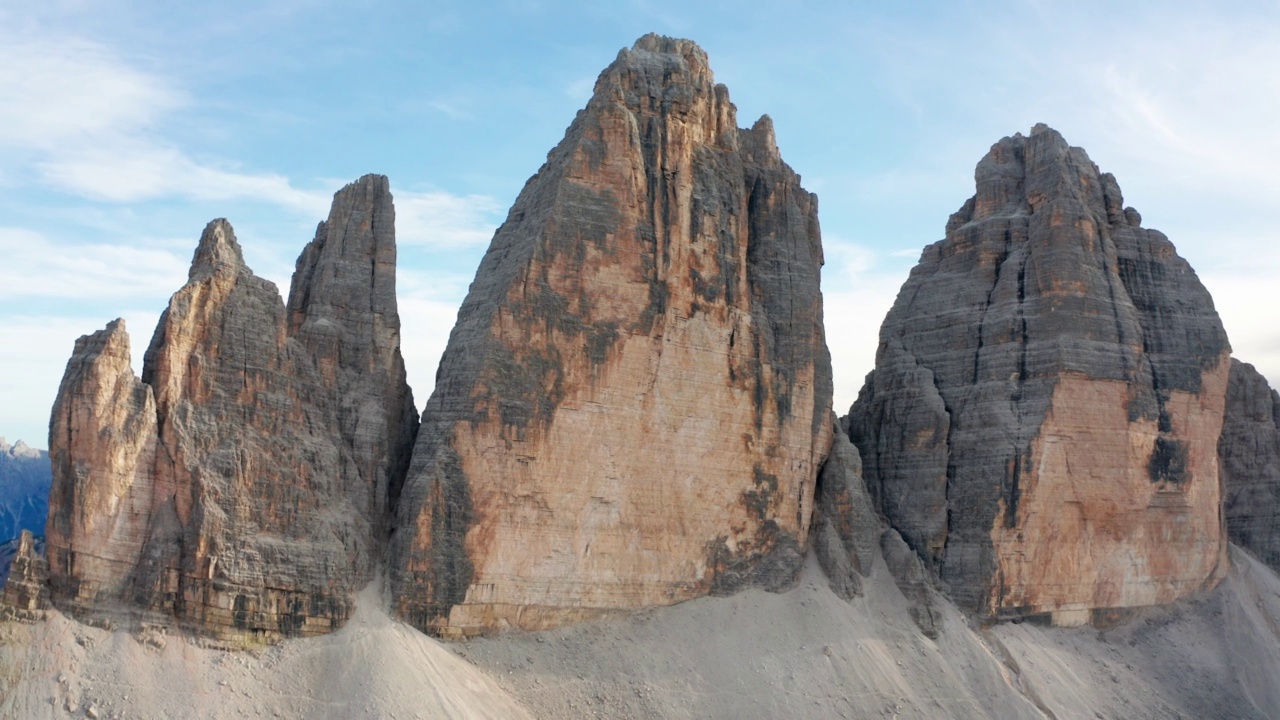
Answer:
[44,176,416,642]
[391,35,832,636]
[849,125,1231,624]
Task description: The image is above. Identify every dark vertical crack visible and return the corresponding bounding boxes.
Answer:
[972,225,1014,385]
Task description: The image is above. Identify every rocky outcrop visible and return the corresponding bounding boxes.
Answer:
[850,124,1231,625]
[1219,359,1280,570]
[391,34,832,636]
[0,530,47,621]
[44,176,416,642]
[813,421,881,599]
[880,528,940,638]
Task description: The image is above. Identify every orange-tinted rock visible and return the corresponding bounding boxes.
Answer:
[44,176,417,641]
[45,318,158,617]
[390,35,832,636]
[849,125,1231,623]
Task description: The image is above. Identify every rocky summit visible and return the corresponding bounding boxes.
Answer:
[1220,359,1280,570]
[43,176,416,643]
[390,34,833,636]
[849,124,1232,624]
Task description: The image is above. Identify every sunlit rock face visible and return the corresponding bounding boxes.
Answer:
[44,176,417,642]
[849,125,1231,625]
[390,34,833,636]
[1219,359,1280,570]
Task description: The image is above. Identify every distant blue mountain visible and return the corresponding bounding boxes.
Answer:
[0,437,51,543]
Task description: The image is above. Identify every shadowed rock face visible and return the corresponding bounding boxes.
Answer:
[849,125,1231,624]
[1220,359,1280,570]
[390,34,832,636]
[44,176,417,642]
[812,420,881,600]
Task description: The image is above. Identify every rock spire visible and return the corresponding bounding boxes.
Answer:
[43,176,417,642]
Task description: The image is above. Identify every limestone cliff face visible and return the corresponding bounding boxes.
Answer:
[391,34,832,636]
[849,125,1231,624]
[1219,359,1280,570]
[44,176,416,641]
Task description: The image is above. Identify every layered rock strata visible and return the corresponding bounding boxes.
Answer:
[1219,359,1280,570]
[44,176,416,641]
[391,34,832,636]
[850,124,1231,624]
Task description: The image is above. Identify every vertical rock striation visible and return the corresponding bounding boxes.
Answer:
[287,174,419,540]
[44,176,416,641]
[850,125,1230,624]
[1219,359,1280,570]
[391,34,832,636]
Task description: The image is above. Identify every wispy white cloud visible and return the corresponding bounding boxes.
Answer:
[396,268,475,402]
[565,76,596,101]
[394,190,503,248]
[427,98,474,121]
[0,36,177,152]
[0,29,329,215]
[36,140,331,215]
[0,228,189,300]
[821,237,907,413]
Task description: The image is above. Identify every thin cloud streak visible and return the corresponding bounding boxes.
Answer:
[0,228,189,300]
[395,191,503,248]
[0,28,331,217]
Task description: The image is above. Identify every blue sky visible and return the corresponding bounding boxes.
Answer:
[2,0,1278,447]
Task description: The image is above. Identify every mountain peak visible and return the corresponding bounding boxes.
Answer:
[189,218,246,281]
